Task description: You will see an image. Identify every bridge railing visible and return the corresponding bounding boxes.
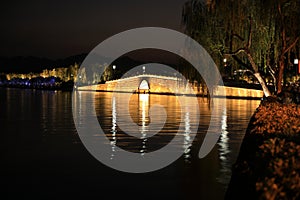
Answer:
[106,74,183,83]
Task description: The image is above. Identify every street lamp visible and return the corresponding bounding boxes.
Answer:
[142,66,146,74]
[223,58,227,68]
[112,65,116,79]
[223,58,229,76]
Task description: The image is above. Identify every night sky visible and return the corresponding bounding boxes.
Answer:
[0,0,186,59]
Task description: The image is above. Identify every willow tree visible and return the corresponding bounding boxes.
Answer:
[273,0,300,93]
[182,0,300,96]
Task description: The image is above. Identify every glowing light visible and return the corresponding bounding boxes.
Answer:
[294,59,299,65]
[223,58,227,63]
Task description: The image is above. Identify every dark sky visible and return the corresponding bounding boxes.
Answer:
[0,0,187,59]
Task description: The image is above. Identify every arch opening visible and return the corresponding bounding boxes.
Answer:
[138,79,150,93]
[139,80,150,90]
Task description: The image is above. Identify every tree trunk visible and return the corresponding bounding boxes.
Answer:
[277,59,284,94]
[253,73,271,97]
[247,52,272,97]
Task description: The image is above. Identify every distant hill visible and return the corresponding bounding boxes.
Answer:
[0,53,148,74]
[0,54,87,73]
[0,50,181,74]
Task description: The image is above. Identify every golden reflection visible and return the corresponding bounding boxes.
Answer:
[110,96,117,159]
[138,94,150,155]
[216,103,231,185]
[219,109,229,161]
[139,93,150,128]
[183,109,192,162]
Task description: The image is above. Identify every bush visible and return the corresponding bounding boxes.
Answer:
[226,98,300,200]
[256,138,300,200]
[251,101,300,136]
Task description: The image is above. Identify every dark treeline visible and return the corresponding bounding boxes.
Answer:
[0,54,87,74]
[0,49,210,89]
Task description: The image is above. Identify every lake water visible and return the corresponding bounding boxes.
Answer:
[0,88,260,199]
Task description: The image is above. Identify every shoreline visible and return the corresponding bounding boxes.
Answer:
[0,85,73,92]
[0,84,264,100]
[79,89,263,100]
[76,83,264,100]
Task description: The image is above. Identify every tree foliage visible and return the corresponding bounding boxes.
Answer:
[182,0,300,95]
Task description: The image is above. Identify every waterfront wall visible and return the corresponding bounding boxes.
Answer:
[213,86,263,99]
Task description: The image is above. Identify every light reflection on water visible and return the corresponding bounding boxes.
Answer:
[216,99,260,189]
[110,96,117,160]
[94,92,260,189]
[217,108,231,185]
[138,94,149,156]
[183,110,192,162]
[1,88,260,199]
[99,92,198,157]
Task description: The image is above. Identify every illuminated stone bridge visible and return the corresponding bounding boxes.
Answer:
[78,74,196,94]
[77,74,264,98]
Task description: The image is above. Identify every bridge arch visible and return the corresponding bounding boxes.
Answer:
[138,79,150,93]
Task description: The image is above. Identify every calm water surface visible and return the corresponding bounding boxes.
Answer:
[0,88,260,199]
